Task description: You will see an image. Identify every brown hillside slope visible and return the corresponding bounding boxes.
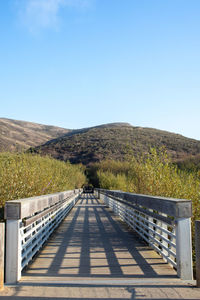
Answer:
[0,118,70,151]
[32,122,200,165]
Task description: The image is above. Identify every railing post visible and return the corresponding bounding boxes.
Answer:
[0,223,5,290]
[6,220,21,283]
[99,191,104,202]
[195,220,200,287]
[176,218,193,280]
[158,215,168,260]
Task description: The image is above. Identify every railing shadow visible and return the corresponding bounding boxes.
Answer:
[22,194,177,279]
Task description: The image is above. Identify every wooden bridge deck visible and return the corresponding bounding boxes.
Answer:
[22,194,177,282]
[1,194,199,299]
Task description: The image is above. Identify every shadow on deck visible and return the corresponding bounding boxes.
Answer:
[2,195,199,299]
[22,194,177,281]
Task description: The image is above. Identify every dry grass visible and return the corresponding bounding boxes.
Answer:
[95,148,200,265]
[0,152,86,218]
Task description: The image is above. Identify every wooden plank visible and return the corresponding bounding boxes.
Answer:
[100,193,175,225]
[0,223,5,290]
[5,220,21,284]
[97,189,192,218]
[4,190,80,220]
[20,195,177,284]
[99,190,193,280]
[24,195,73,226]
[175,218,193,280]
[195,220,200,287]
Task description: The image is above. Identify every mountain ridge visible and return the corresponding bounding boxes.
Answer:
[0,118,71,151]
[31,122,200,165]
[1,118,199,166]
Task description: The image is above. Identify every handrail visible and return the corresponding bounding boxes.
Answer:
[99,193,175,225]
[4,189,82,284]
[96,189,192,218]
[95,188,193,281]
[4,189,81,220]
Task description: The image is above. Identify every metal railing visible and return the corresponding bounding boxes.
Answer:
[3,188,195,284]
[95,189,193,280]
[4,189,81,284]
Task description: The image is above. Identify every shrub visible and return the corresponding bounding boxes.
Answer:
[0,152,86,218]
[94,148,200,265]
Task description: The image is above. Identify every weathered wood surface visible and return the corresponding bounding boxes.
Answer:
[4,190,81,220]
[22,195,177,282]
[0,222,4,290]
[1,195,199,299]
[195,220,200,287]
[97,190,193,280]
[97,189,192,218]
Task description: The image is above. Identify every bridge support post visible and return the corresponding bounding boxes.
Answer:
[0,223,5,290]
[195,220,200,287]
[176,218,193,280]
[6,220,21,283]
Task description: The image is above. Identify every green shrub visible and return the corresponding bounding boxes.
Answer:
[0,152,86,218]
[96,149,200,212]
[94,148,200,265]
[97,171,128,191]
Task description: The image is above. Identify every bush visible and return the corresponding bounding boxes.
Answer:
[0,152,86,218]
[96,149,200,209]
[94,148,200,266]
[97,171,128,191]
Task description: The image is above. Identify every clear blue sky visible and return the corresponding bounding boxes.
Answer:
[0,0,200,140]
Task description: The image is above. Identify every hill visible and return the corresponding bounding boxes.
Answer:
[31,122,200,165]
[176,154,200,171]
[0,118,70,151]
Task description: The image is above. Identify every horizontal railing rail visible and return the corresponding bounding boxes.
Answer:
[4,189,82,284]
[95,189,193,280]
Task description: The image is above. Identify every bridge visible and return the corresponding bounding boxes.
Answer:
[0,189,200,299]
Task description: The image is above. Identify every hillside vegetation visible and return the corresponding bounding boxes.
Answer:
[0,152,86,219]
[32,122,200,165]
[176,154,200,172]
[0,118,70,152]
[92,149,200,202]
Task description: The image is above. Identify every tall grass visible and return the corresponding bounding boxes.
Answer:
[95,148,200,261]
[96,148,200,206]
[0,152,86,218]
